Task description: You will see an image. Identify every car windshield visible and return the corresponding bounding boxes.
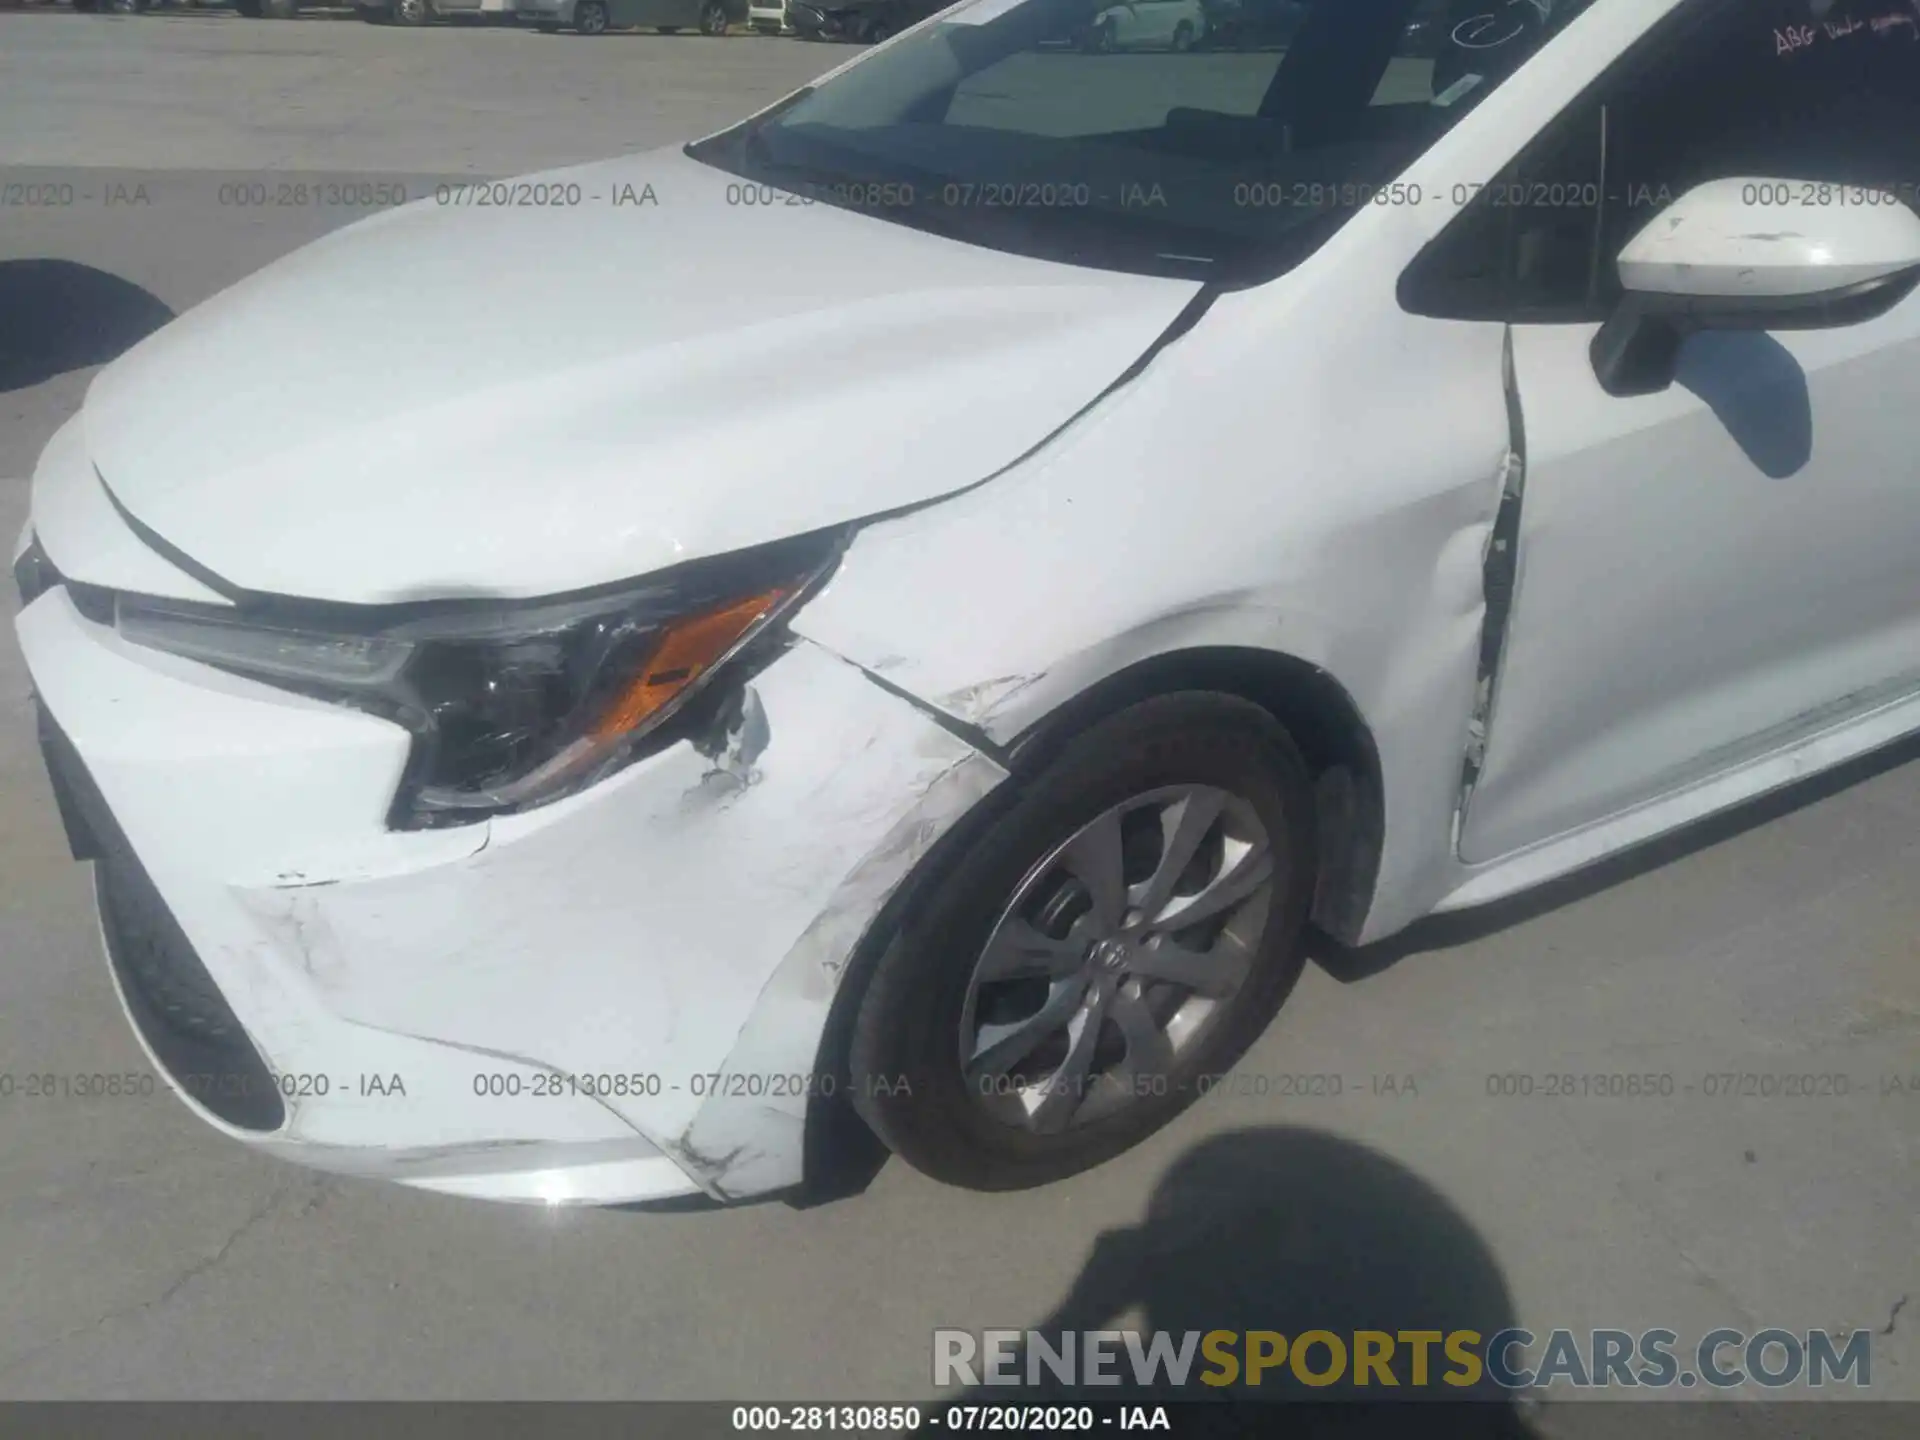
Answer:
[688,0,1597,281]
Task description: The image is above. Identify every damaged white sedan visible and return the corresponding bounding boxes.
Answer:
[14,0,1920,1205]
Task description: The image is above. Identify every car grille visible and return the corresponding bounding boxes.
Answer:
[38,710,286,1133]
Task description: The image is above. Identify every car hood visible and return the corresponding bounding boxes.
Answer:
[80,147,1199,605]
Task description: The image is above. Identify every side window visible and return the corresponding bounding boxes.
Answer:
[1402,0,1920,321]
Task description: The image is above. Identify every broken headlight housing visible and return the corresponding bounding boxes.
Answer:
[113,533,843,829]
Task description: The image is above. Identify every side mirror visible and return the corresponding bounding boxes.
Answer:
[1590,178,1920,397]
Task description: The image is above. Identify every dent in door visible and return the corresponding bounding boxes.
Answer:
[1459,307,1920,866]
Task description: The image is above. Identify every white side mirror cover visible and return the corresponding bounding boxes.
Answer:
[1619,178,1920,299]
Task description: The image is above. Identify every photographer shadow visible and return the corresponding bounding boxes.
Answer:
[944,1126,1537,1437]
[0,258,175,393]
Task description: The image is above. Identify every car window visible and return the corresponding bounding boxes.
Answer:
[687,0,1596,282]
[1403,0,1920,319]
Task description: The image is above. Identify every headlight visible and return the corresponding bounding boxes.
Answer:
[114,533,842,828]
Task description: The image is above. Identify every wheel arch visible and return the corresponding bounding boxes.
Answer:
[796,642,1385,1200]
[999,646,1385,945]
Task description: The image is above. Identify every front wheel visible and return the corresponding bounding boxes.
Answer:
[574,0,608,31]
[848,693,1315,1191]
[697,0,726,32]
[390,0,429,22]
[1170,18,1194,50]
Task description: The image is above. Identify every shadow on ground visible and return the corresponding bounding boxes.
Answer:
[937,1126,1537,1436]
[0,259,174,393]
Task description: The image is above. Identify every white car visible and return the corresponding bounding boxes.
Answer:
[1082,0,1207,49]
[15,0,1920,1206]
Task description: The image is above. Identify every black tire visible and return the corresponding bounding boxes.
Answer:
[1170,18,1193,50]
[697,0,726,33]
[848,693,1316,1191]
[863,18,887,41]
[390,0,429,22]
[105,0,151,12]
[1087,16,1116,51]
[574,0,607,31]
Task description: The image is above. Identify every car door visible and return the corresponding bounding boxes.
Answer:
[1438,0,1920,863]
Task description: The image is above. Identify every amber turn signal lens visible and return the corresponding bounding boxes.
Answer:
[590,588,787,741]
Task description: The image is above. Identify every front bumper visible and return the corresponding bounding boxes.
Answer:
[16,582,1004,1205]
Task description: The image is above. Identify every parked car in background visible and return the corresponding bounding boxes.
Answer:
[788,0,945,40]
[358,0,519,21]
[1195,0,1306,47]
[517,0,743,31]
[1080,0,1207,50]
[748,0,792,29]
[72,0,307,14]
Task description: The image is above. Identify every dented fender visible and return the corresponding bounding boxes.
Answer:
[671,746,1006,1197]
[797,257,1514,944]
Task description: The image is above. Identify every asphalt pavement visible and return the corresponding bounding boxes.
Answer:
[0,10,1915,1423]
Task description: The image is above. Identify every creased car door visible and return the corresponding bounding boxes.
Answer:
[1459,0,1920,865]
[1460,299,1920,865]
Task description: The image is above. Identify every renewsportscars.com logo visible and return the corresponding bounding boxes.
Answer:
[933,1327,1874,1391]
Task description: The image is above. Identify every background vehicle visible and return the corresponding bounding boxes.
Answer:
[1079,0,1207,50]
[71,0,307,14]
[517,0,743,29]
[357,0,519,20]
[1196,0,1307,46]
[787,0,944,40]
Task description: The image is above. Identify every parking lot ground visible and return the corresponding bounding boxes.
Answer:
[1,11,1916,1422]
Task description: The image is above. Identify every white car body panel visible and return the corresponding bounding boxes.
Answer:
[1459,304,1920,863]
[17,0,1920,1201]
[79,148,1198,604]
[800,0,1689,943]
[797,241,1512,945]
[19,586,1005,1202]
[30,413,229,606]
[1617,176,1920,298]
